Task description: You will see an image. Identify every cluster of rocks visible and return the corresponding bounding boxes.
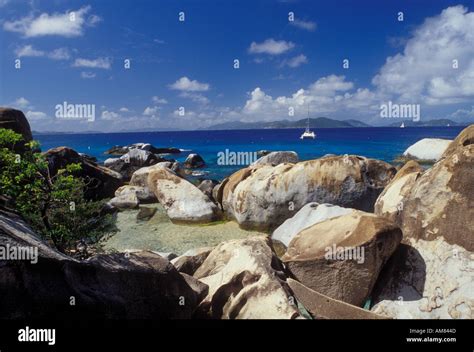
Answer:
[0,107,472,319]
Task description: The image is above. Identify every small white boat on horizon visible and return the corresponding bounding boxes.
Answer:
[400,122,405,128]
[300,109,316,140]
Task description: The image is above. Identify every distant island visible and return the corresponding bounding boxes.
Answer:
[205,117,372,130]
[205,117,468,130]
[31,118,467,135]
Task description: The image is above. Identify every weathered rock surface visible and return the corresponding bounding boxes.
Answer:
[193,236,300,319]
[272,203,355,247]
[0,107,33,142]
[198,179,219,201]
[129,162,182,188]
[371,238,473,319]
[253,151,299,165]
[171,247,213,275]
[222,155,396,231]
[148,167,221,223]
[282,211,402,306]
[105,149,163,181]
[44,147,123,200]
[115,185,156,203]
[374,161,423,223]
[375,124,474,251]
[184,153,205,168]
[0,210,203,319]
[136,206,157,221]
[288,279,388,319]
[105,143,180,156]
[403,138,452,161]
[108,192,139,209]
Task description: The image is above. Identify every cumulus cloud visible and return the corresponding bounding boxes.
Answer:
[372,5,474,105]
[281,54,308,68]
[3,6,100,38]
[169,76,210,92]
[101,111,119,120]
[13,97,30,108]
[73,57,111,69]
[48,48,71,60]
[26,111,48,120]
[449,106,474,120]
[14,45,71,60]
[14,45,44,58]
[143,106,159,117]
[152,96,168,104]
[240,75,379,121]
[248,39,295,55]
[290,19,316,32]
[180,92,209,105]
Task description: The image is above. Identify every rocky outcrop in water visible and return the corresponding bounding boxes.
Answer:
[184,153,205,168]
[105,143,181,156]
[44,146,123,200]
[402,138,452,162]
[253,151,299,165]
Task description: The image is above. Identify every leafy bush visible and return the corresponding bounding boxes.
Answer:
[0,128,114,254]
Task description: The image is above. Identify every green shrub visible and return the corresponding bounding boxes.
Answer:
[0,128,114,254]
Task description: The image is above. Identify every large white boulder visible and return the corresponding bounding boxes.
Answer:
[147,167,221,223]
[271,202,354,247]
[403,138,452,161]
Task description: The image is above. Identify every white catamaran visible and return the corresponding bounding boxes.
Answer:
[300,108,316,139]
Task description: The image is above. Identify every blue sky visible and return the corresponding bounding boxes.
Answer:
[1,0,473,132]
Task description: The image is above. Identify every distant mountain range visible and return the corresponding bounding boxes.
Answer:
[31,118,467,134]
[205,117,371,130]
[206,117,466,130]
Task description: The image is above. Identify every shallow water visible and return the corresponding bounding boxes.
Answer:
[102,204,266,255]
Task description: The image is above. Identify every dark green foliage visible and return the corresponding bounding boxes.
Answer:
[0,128,114,254]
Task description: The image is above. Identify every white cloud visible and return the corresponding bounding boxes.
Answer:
[26,110,48,120]
[143,106,159,117]
[449,106,474,120]
[180,92,209,105]
[169,76,210,92]
[48,48,71,60]
[248,39,295,55]
[14,45,44,57]
[3,6,99,38]
[372,5,474,105]
[101,111,119,120]
[282,54,308,68]
[290,19,316,32]
[80,71,96,79]
[119,107,129,112]
[240,75,377,121]
[152,96,168,104]
[73,57,111,69]
[13,97,30,108]
[14,45,71,60]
